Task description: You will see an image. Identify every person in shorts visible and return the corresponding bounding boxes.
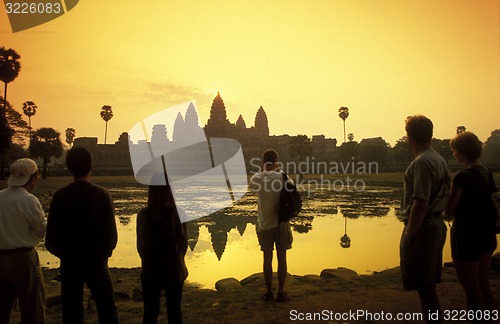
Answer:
[249,149,293,302]
[445,131,496,311]
[400,115,450,321]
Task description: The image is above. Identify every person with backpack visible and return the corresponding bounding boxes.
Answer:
[445,131,497,312]
[249,149,293,302]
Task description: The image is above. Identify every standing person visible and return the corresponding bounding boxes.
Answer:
[0,158,46,323]
[45,147,119,324]
[445,131,497,311]
[249,149,293,302]
[400,115,450,322]
[137,174,188,324]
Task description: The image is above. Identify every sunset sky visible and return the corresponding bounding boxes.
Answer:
[1,0,499,146]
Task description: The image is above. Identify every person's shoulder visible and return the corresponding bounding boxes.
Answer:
[414,149,443,166]
[137,206,150,216]
[22,190,42,204]
[250,171,268,182]
[250,172,262,180]
[86,182,112,196]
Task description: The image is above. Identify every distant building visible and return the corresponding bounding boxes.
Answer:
[72,93,339,174]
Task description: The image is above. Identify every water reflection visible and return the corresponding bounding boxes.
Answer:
[41,181,495,288]
[187,210,257,260]
[106,183,402,261]
[340,216,351,248]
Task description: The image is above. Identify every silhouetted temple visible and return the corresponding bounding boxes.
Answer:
[72,92,338,174]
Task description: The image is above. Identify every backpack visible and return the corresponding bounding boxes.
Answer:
[278,172,302,223]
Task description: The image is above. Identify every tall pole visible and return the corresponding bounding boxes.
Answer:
[3,83,7,119]
[343,120,346,143]
[104,121,108,144]
[28,116,31,146]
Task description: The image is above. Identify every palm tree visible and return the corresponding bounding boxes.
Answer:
[347,133,354,142]
[100,105,113,144]
[0,47,21,120]
[338,106,349,143]
[65,128,76,147]
[456,125,466,134]
[22,101,37,144]
[29,127,63,179]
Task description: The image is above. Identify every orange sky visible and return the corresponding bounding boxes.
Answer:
[1,0,499,146]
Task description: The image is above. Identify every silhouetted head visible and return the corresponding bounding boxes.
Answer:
[261,149,278,171]
[66,147,92,177]
[148,182,176,214]
[450,131,482,162]
[405,115,433,145]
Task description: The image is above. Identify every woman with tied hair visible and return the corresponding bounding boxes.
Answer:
[137,173,188,324]
[445,131,497,311]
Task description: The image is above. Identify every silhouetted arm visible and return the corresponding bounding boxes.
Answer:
[136,209,145,259]
[405,198,428,240]
[102,190,117,258]
[445,183,462,218]
[45,193,62,258]
[180,222,188,256]
[29,196,46,240]
[249,174,261,193]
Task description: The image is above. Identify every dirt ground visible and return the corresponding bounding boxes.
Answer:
[8,255,500,324]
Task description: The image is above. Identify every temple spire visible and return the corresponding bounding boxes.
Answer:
[236,114,246,128]
[255,106,269,136]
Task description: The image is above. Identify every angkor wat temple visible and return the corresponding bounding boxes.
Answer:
[73,93,338,175]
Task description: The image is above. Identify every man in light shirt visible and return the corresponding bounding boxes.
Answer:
[0,158,46,323]
[249,149,293,302]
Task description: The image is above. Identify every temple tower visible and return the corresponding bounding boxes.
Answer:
[255,106,269,136]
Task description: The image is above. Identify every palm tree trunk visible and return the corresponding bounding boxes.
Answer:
[2,82,7,119]
[104,121,108,144]
[28,116,32,147]
[1,82,8,180]
[343,120,346,143]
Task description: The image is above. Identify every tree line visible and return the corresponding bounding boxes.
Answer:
[0,46,114,179]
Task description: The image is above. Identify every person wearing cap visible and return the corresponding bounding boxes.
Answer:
[45,147,119,324]
[0,158,46,323]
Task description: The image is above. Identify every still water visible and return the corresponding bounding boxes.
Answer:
[36,182,500,288]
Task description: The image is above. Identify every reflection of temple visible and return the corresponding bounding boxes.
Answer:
[72,93,337,174]
[184,209,258,260]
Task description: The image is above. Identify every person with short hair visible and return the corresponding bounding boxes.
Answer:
[445,131,497,311]
[0,158,46,323]
[249,149,293,302]
[400,115,450,322]
[46,147,119,323]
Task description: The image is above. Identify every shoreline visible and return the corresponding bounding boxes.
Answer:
[10,255,500,323]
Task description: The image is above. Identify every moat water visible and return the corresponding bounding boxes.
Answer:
[36,182,500,288]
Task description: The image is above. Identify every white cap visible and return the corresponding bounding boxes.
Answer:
[7,158,38,187]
